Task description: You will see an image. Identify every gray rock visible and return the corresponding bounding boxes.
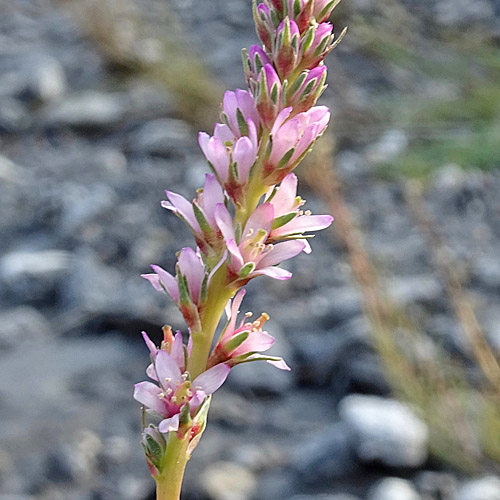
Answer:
[291,423,358,484]
[365,129,408,163]
[0,306,52,350]
[339,395,428,467]
[0,154,18,182]
[44,91,127,128]
[24,55,66,102]
[132,118,193,156]
[0,97,31,132]
[0,250,72,303]
[415,470,457,500]
[455,476,500,500]
[368,478,421,500]
[434,0,494,27]
[200,461,256,500]
[386,275,442,308]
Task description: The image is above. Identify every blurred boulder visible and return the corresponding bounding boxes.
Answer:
[455,476,500,500]
[368,478,421,500]
[339,395,428,467]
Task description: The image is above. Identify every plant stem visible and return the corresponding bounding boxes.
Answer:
[187,265,234,379]
[156,432,190,500]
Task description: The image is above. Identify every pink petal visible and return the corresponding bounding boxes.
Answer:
[270,107,292,136]
[177,248,205,304]
[233,137,256,183]
[146,363,158,381]
[234,330,275,356]
[155,350,182,387]
[158,414,180,433]
[223,289,246,341]
[164,191,200,232]
[133,381,165,414]
[270,173,298,215]
[244,203,274,237]
[273,214,334,237]
[150,265,179,303]
[142,331,158,358]
[171,331,185,371]
[192,363,230,394]
[202,174,225,228]
[226,239,245,271]
[141,273,163,292]
[258,240,306,268]
[198,133,230,181]
[214,123,234,142]
[267,358,291,370]
[214,204,236,241]
[253,266,292,280]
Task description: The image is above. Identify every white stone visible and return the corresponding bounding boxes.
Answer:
[368,478,421,500]
[339,395,428,467]
[456,476,500,500]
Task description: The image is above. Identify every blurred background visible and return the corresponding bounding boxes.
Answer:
[1,0,500,499]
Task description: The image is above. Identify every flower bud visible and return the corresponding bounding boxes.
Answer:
[243,45,272,87]
[256,64,283,128]
[287,65,327,112]
[273,17,300,79]
[253,2,276,49]
[300,22,334,69]
[141,425,167,477]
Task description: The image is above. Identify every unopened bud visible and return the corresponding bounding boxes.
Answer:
[141,425,167,477]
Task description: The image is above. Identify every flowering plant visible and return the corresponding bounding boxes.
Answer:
[134,1,344,498]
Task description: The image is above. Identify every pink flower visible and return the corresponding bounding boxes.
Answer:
[263,105,330,183]
[221,89,260,137]
[208,289,290,370]
[134,333,230,434]
[215,202,306,284]
[161,174,225,259]
[198,96,259,205]
[266,172,333,252]
[142,247,217,330]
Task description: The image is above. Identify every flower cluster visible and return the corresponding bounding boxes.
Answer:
[135,0,343,479]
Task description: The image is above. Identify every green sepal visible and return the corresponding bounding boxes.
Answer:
[301,26,315,54]
[236,108,249,137]
[234,222,242,245]
[272,211,297,229]
[224,330,250,352]
[238,261,256,278]
[270,82,279,105]
[177,273,191,306]
[193,202,212,233]
[288,70,307,97]
[199,273,209,305]
[277,147,295,169]
[293,0,301,17]
[179,402,192,428]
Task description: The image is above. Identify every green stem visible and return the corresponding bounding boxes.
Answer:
[187,265,234,379]
[156,432,190,500]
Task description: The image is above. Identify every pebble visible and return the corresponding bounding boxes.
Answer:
[291,423,358,483]
[131,118,193,156]
[201,461,256,500]
[0,306,53,350]
[368,477,421,500]
[339,395,429,467]
[43,91,127,128]
[455,476,500,500]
